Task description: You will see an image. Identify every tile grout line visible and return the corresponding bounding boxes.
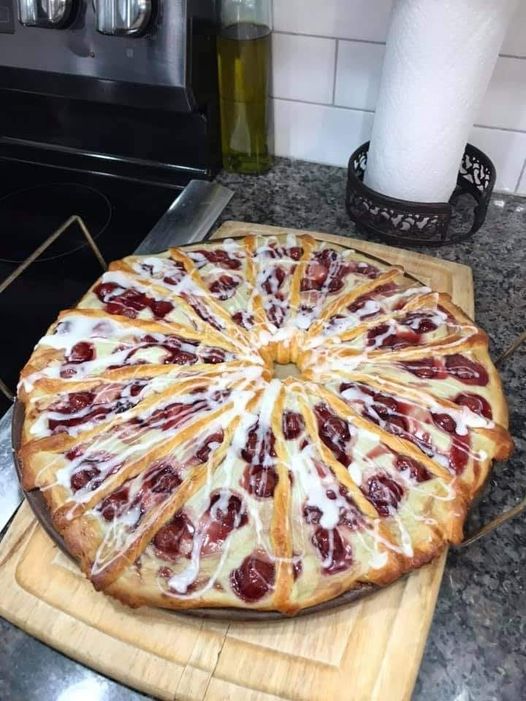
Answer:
[332,39,339,105]
[333,101,375,113]
[270,102,526,133]
[473,123,526,135]
[271,95,375,113]
[271,97,526,133]
[499,53,526,60]
[273,29,386,45]
[514,157,526,193]
[273,30,526,61]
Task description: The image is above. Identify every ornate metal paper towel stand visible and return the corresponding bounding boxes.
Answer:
[346,142,496,246]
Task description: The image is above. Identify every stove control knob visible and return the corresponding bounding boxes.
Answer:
[18,0,75,27]
[96,0,152,37]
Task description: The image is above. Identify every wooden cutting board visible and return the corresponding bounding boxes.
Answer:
[0,222,474,701]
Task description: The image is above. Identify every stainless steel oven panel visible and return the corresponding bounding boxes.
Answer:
[96,0,152,37]
[18,0,73,27]
[1,0,189,89]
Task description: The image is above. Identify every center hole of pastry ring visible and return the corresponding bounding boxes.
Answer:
[273,362,301,381]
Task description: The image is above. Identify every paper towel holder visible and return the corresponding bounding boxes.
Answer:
[346,142,496,247]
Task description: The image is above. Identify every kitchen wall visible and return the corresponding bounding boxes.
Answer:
[271,0,526,195]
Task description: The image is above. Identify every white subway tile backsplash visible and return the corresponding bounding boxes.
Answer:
[271,102,526,193]
[469,126,526,193]
[501,1,526,56]
[270,0,526,194]
[273,0,393,43]
[335,41,385,111]
[334,45,526,129]
[477,57,526,131]
[273,99,373,167]
[272,34,336,104]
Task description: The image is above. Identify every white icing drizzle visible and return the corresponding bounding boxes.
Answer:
[286,233,297,250]
[339,380,492,467]
[39,315,121,354]
[295,443,349,530]
[319,285,432,340]
[222,237,243,255]
[168,531,204,593]
[21,312,245,389]
[182,241,266,340]
[366,320,399,349]
[49,376,257,511]
[20,235,502,606]
[161,382,277,597]
[29,378,151,438]
[90,403,242,578]
[132,256,205,298]
[256,264,294,329]
[93,271,156,301]
[302,298,482,378]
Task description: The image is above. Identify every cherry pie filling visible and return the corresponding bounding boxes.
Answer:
[137,259,186,285]
[21,237,507,611]
[313,403,353,466]
[190,248,242,270]
[138,260,226,332]
[297,249,383,328]
[119,335,229,367]
[94,429,226,536]
[154,513,195,563]
[240,421,278,499]
[282,406,364,575]
[97,462,182,525]
[58,329,230,380]
[339,382,471,474]
[311,400,435,517]
[396,354,492,417]
[453,392,492,419]
[259,265,290,328]
[347,283,400,314]
[230,553,276,602]
[400,353,489,385]
[301,248,380,296]
[65,391,228,497]
[184,294,226,331]
[232,310,255,330]
[94,282,174,320]
[365,311,447,351]
[362,474,404,517]
[153,489,257,598]
[128,390,230,434]
[259,241,303,261]
[282,410,305,441]
[325,282,401,333]
[209,274,241,301]
[46,380,149,433]
[68,449,122,493]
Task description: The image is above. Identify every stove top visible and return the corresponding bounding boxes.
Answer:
[0,181,113,262]
[0,157,183,414]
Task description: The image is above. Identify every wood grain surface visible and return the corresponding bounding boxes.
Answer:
[0,223,474,701]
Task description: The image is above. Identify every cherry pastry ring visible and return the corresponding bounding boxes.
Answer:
[17,233,512,613]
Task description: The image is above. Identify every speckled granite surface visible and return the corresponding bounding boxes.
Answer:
[1,158,524,701]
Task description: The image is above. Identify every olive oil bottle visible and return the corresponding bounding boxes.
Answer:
[218,1,272,174]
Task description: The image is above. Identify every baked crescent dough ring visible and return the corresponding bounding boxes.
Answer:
[17,233,512,613]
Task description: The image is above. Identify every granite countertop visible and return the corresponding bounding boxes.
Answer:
[1,159,524,701]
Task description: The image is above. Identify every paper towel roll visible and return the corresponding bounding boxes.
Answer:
[364,0,518,203]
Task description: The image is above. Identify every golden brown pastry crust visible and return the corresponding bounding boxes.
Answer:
[17,233,512,614]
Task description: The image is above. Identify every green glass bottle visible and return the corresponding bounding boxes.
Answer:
[218,0,272,174]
